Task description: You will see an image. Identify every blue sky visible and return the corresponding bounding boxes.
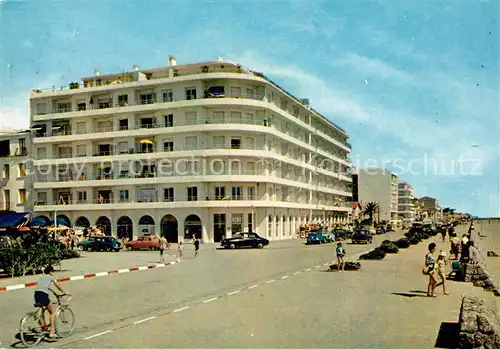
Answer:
[1,0,498,217]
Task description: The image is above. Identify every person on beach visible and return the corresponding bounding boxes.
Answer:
[425,243,438,297]
[435,251,450,295]
[177,241,184,259]
[336,242,346,271]
[193,236,200,258]
[450,237,461,260]
[440,226,447,242]
[159,235,170,263]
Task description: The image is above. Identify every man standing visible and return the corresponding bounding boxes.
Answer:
[194,236,200,258]
[159,235,169,263]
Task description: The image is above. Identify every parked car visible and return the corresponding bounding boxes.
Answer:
[78,236,121,252]
[126,234,160,251]
[306,232,327,245]
[375,226,386,235]
[351,229,373,244]
[332,229,351,241]
[221,233,269,249]
[322,231,335,243]
[386,223,394,232]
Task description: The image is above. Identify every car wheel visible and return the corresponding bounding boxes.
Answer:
[229,243,236,249]
[78,245,84,251]
[149,246,156,251]
[87,247,92,252]
[257,243,264,249]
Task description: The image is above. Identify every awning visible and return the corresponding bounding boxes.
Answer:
[52,215,71,227]
[139,139,154,145]
[0,212,29,228]
[29,216,51,228]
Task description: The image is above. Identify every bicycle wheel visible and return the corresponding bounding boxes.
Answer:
[55,307,75,338]
[19,313,45,347]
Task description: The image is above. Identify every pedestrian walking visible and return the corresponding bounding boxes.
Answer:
[336,242,346,271]
[193,237,200,258]
[159,235,169,263]
[423,242,437,297]
[177,241,184,259]
[436,251,450,295]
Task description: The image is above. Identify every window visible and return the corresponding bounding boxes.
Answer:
[186,160,200,175]
[77,103,86,111]
[138,188,156,202]
[164,187,174,202]
[18,163,26,177]
[185,87,197,100]
[4,190,10,210]
[77,191,87,203]
[76,122,86,134]
[76,144,86,157]
[187,186,198,201]
[36,103,47,115]
[213,136,225,149]
[18,189,26,205]
[164,114,173,127]
[230,160,241,174]
[163,141,174,152]
[231,138,241,149]
[215,186,225,200]
[213,111,224,123]
[292,105,299,117]
[185,111,197,125]
[139,93,156,105]
[118,94,128,106]
[231,186,242,200]
[162,89,173,102]
[36,147,47,160]
[231,213,243,235]
[57,102,71,113]
[248,213,253,233]
[280,98,287,110]
[230,87,241,97]
[37,192,47,205]
[245,137,255,149]
[97,121,112,132]
[119,190,129,202]
[247,161,255,175]
[246,88,255,99]
[118,170,129,179]
[117,141,128,154]
[268,215,273,236]
[212,160,224,174]
[119,119,128,130]
[230,111,241,123]
[184,136,198,150]
[247,186,256,200]
[3,164,9,178]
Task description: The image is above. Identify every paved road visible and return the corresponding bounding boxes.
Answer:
[1,228,485,348]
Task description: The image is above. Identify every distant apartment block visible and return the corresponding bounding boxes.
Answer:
[28,56,353,242]
[0,129,32,213]
[357,168,399,224]
[398,181,415,228]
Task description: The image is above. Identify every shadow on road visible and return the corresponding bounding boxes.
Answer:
[434,322,459,348]
[391,292,428,298]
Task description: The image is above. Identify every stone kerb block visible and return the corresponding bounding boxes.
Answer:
[457,295,500,348]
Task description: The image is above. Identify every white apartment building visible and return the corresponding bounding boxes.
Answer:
[357,168,399,225]
[398,181,415,228]
[0,129,32,212]
[29,56,352,242]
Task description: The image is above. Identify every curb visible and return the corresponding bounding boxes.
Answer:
[0,260,179,293]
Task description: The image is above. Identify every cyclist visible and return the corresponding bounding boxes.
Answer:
[34,265,69,338]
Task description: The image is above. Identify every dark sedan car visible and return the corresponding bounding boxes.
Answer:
[221,233,269,249]
[351,229,373,244]
[78,236,121,252]
[333,229,351,241]
[306,232,327,245]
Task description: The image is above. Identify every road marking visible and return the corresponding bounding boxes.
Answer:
[117,269,130,273]
[84,330,112,340]
[281,275,289,279]
[5,284,25,291]
[70,275,85,281]
[248,285,259,289]
[138,266,148,271]
[227,290,240,296]
[133,316,156,324]
[293,271,301,275]
[173,306,189,313]
[203,297,218,303]
[155,264,166,268]
[95,272,108,277]
[305,268,312,272]
[266,279,276,284]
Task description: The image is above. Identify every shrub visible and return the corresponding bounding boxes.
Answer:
[379,241,399,254]
[329,261,361,271]
[395,238,410,248]
[360,248,386,260]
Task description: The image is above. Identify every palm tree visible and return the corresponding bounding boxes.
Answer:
[363,202,379,223]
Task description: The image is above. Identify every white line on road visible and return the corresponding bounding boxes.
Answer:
[281,275,289,279]
[248,285,259,289]
[266,279,276,284]
[227,290,240,296]
[70,275,84,281]
[203,297,218,303]
[117,269,130,274]
[95,272,108,277]
[5,284,25,291]
[133,316,156,325]
[305,268,312,272]
[293,271,301,275]
[173,306,189,313]
[84,330,113,340]
[138,266,148,271]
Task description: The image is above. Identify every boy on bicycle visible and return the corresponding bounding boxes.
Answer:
[34,265,69,338]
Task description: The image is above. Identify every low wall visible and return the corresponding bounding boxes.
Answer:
[458,295,500,348]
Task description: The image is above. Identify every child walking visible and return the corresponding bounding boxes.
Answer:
[177,241,184,259]
[436,251,450,295]
[336,242,346,271]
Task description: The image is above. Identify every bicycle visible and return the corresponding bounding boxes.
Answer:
[19,291,74,347]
